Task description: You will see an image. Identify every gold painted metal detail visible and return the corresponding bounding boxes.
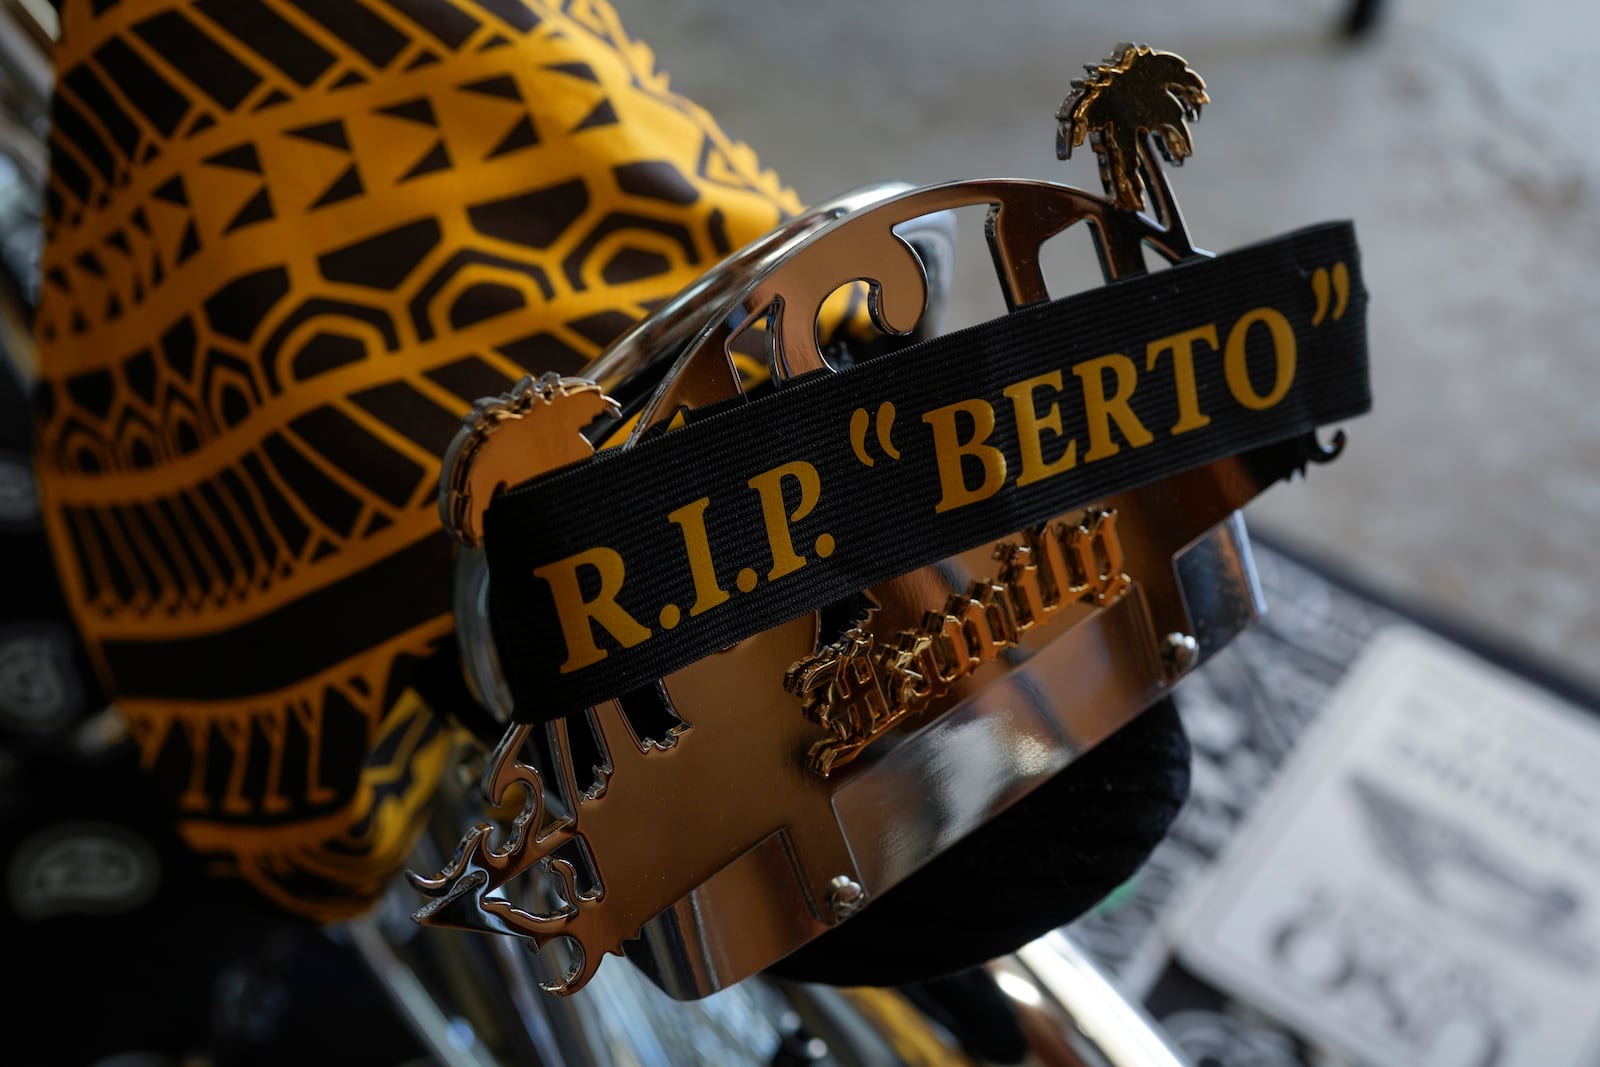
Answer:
[440,373,619,548]
[1056,44,1209,213]
[785,509,1132,776]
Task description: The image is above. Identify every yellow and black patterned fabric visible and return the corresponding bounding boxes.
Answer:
[32,0,806,921]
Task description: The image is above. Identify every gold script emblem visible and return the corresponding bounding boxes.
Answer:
[784,508,1131,776]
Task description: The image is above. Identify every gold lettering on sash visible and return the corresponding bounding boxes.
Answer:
[533,306,1305,685]
[745,454,825,579]
[1004,371,1078,486]
[534,546,652,673]
[1145,323,1219,434]
[1224,306,1297,410]
[1073,353,1154,461]
[748,460,825,581]
[666,497,730,616]
[923,398,1008,513]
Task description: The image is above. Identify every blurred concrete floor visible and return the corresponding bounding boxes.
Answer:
[616,0,1600,692]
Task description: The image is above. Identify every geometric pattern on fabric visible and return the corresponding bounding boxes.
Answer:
[33,0,803,920]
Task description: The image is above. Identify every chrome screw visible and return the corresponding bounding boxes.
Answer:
[826,875,868,920]
[1161,632,1200,673]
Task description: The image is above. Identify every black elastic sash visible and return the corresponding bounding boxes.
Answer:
[486,221,1369,721]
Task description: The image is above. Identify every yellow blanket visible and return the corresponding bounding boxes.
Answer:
[33,0,803,920]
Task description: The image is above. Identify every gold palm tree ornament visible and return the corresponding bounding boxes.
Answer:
[1058,44,1210,213]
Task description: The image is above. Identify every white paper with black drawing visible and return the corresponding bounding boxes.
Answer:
[1173,626,1600,1067]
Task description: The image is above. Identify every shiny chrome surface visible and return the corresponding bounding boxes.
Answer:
[380,744,1003,1067]
[1174,510,1266,659]
[629,495,1266,1001]
[618,188,960,442]
[453,546,511,722]
[374,779,1197,1066]
[429,164,1285,996]
[584,181,919,399]
[999,932,1193,1067]
[346,915,505,1067]
[369,840,1197,1066]
[421,45,1314,1000]
[832,587,1165,892]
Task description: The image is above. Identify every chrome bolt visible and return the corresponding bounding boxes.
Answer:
[826,875,868,920]
[1161,632,1200,673]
